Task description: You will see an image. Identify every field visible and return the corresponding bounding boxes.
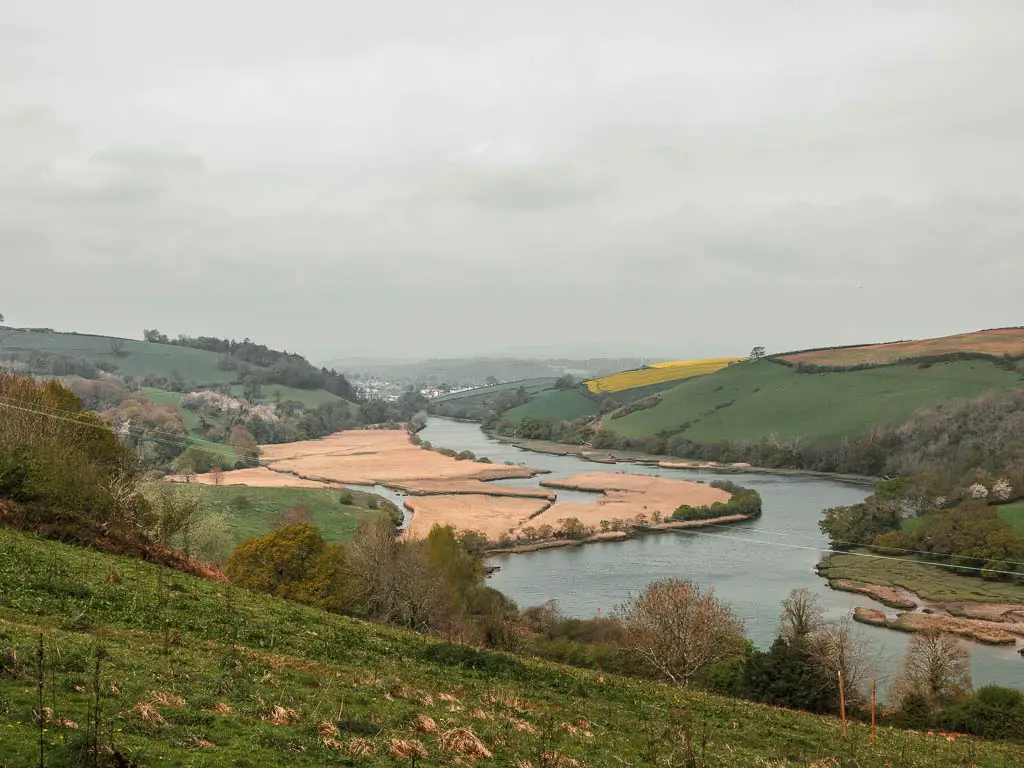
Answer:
[1,528,1019,767]
[185,484,390,545]
[584,357,741,394]
[997,501,1024,536]
[607,358,1024,442]
[0,329,351,411]
[781,328,1024,368]
[500,388,598,423]
[0,328,238,384]
[818,551,1024,605]
[227,384,348,409]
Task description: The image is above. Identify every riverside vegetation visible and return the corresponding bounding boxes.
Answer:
[4,371,1024,765]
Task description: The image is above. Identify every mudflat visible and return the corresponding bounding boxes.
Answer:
[403,495,550,541]
[259,430,539,485]
[167,466,334,488]
[531,472,730,529]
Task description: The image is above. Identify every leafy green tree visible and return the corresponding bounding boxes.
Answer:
[743,637,836,713]
[819,497,903,549]
[225,524,351,611]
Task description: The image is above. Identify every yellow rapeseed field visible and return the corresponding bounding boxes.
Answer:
[585,357,743,394]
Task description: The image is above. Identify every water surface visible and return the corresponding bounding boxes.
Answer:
[418,417,1024,691]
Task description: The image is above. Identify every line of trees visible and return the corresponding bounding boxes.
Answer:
[143,329,359,399]
[820,471,1024,581]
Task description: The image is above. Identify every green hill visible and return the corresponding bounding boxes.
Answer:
[0,328,238,385]
[1,526,1017,767]
[430,378,559,420]
[607,359,1024,442]
[501,388,599,423]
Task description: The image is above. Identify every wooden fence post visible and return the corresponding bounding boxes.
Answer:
[871,677,877,745]
[838,670,847,739]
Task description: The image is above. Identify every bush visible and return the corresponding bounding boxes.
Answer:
[671,484,762,521]
[936,685,1024,740]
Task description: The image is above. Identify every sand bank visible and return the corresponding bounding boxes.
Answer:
[402,495,551,541]
[167,466,334,489]
[260,430,539,485]
[530,473,730,529]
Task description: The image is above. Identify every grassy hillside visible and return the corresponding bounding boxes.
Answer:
[1,527,1018,767]
[501,389,598,423]
[0,328,237,384]
[431,378,558,404]
[998,501,1024,536]
[1,329,352,410]
[584,357,741,395]
[780,327,1024,368]
[607,359,1024,443]
[187,485,392,546]
[430,378,558,420]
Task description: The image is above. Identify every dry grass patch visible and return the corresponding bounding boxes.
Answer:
[263,705,300,725]
[319,720,341,739]
[540,751,583,768]
[189,735,217,749]
[509,718,538,734]
[131,702,167,726]
[147,690,186,708]
[324,737,375,758]
[212,702,232,715]
[470,708,491,720]
[390,737,429,759]
[419,693,435,707]
[439,727,493,759]
[415,713,439,733]
[436,692,460,703]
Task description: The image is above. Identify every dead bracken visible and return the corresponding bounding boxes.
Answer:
[438,727,493,759]
[263,705,300,725]
[389,738,429,759]
[415,713,439,733]
[131,702,167,726]
[147,691,186,708]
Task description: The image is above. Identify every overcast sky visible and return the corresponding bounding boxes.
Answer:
[2,1,1022,362]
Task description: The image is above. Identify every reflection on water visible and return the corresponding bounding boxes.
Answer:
[418,417,1024,692]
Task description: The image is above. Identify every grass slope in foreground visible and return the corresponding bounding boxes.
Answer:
[607,359,1023,442]
[187,485,391,546]
[2,529,1018,767]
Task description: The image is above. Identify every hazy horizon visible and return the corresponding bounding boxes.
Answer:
[3,1,1022,361]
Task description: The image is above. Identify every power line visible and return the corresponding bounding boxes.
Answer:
[0,398,238,460]
[669,527,1024,578]
[694,521,1024,571]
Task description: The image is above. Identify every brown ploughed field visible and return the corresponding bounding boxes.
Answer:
[780,328,1024,367]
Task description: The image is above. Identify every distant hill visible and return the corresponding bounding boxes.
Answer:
[332,356,653,387]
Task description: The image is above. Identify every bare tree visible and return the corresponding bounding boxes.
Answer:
[779,588,826,647]
[889,629,972,710]
[618,579,745,686]
[807,616,872,707]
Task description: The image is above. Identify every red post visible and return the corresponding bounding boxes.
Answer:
[839,670,847,739]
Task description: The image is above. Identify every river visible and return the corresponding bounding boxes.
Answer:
[418,417,1024,692]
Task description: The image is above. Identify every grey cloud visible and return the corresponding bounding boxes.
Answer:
[1,1,1023,359]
